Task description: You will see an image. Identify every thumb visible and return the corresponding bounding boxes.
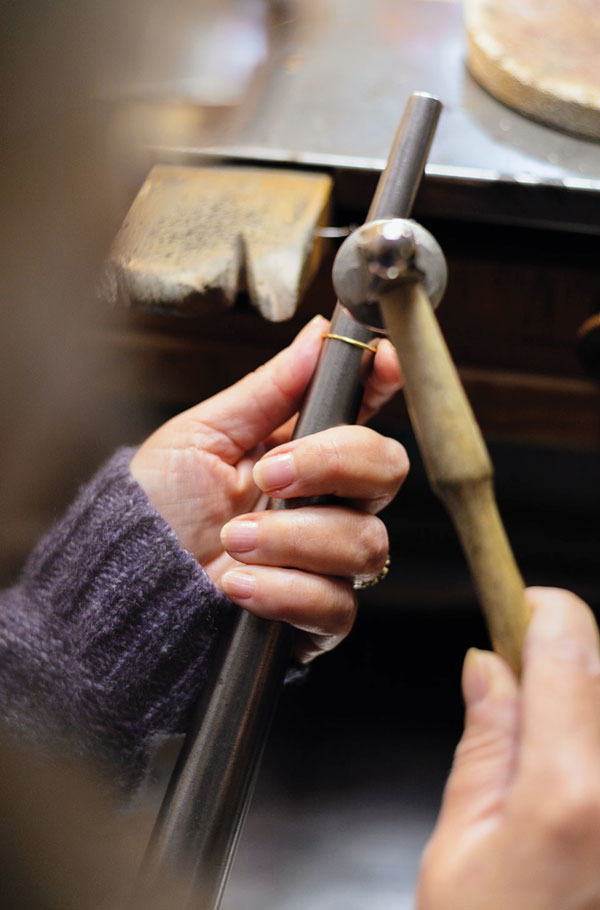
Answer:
[438,648,520,829]
[184,315,328,463]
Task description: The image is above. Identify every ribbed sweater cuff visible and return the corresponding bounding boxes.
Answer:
[11,448,236,790]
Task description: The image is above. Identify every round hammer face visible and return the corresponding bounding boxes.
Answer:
[332,218,448,318]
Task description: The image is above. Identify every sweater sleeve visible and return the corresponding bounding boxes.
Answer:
[0,448,237,791]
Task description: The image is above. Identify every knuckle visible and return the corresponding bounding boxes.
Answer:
[452,718,517,783]
[326,581,358,637]
[317,435,343,479]
[357,517,389,575]
[285,514,306,560]
[385,437,410,487]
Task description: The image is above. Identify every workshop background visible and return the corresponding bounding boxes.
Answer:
[1,1,599,908]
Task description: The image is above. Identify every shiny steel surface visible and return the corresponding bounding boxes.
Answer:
[366,92,441,222]
[145,613,293,910]
[333,218,448,314]
[323,93,441,330]
[159,0,600,232]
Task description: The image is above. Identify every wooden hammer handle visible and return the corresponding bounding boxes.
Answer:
[380,282,529,674]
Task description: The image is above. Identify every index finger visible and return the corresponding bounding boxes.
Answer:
[358,338,403,425]
[253,424,408,513]
[263,335,403,452]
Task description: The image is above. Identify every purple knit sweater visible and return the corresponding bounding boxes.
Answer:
[0,448,238,791]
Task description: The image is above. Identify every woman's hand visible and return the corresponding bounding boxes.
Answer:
[418,587,600,910]
[131,315,408,661]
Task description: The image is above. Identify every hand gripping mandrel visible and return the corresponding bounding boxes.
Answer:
[333,216,530,676]
[143,92,444,910]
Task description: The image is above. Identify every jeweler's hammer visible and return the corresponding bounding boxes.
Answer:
[333,217,529,674]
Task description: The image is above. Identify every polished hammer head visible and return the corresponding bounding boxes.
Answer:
[332,218,448,322]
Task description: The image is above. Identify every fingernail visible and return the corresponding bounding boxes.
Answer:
[462,648,489,705]
[221,570,255,600]
[463,648,516,706]
[220,520,258,553]
[253,452,295,492]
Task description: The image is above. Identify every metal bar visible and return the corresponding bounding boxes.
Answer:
[142,92,442,910]
[367,92,441,222]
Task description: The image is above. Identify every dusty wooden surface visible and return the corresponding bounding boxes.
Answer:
[465,0,600,139]
[105,165,332,321]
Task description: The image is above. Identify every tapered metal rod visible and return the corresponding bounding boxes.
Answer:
[367,91,441,222]
[142,92,442,910]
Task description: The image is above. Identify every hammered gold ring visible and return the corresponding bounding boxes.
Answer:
[322,333,378,354]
